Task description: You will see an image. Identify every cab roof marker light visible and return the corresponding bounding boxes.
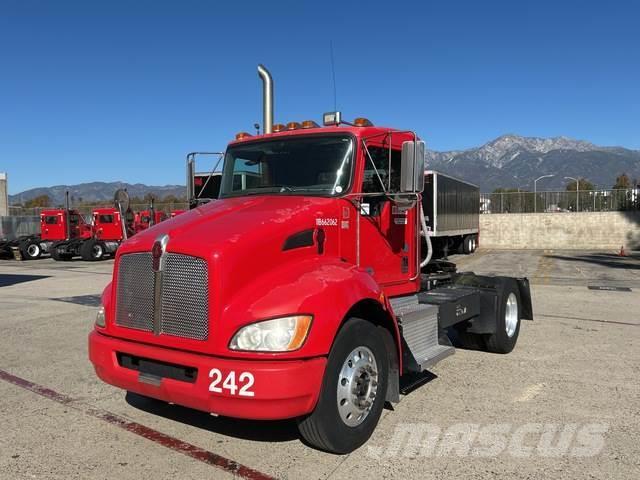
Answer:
[272,123,286,133]
[286,122,302,130]
[323,111,342,126]
[301,120,320,129]
[235,132,253,140]
[353,117,373,127]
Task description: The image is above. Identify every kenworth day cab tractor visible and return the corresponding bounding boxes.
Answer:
[52,190,143,261]
[89,65,532,454]
[0,208,91,260]
[0,192,93,260]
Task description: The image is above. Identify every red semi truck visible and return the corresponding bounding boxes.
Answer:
[89,66,532,453]
[52,193,169,261]
[0,206,92,260]
[52,206,128,261]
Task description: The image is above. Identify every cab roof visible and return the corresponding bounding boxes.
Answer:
[228,125,417,147]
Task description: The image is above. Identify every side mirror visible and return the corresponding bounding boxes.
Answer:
[400,140,425,193]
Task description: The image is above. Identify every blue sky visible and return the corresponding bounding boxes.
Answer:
[1,0,639,193]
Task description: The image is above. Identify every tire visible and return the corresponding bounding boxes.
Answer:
[51,243,73,261]
[484,279,521,354]
[470,236,477,253]
[297,318,389,454]
[80,239,105,261]
[20,241,42,260]
[462,235,474,254]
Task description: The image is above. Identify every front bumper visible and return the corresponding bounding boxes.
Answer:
[89,330,326,420]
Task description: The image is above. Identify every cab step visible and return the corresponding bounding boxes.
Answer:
[389,295,455,372]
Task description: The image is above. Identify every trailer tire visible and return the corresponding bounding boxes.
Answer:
[297,318,388,454]
[20,241,42,260]
[463,235,474,254]
[80,239,105,261]
[484,279,521,354]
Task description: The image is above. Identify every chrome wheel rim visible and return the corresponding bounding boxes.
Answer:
[92,245,103,258]
[337,346,378,427]
[505,292,519,337]
[27,244,40,257]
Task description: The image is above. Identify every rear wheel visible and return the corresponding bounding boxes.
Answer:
[462,235,474,254]
[20,241,42,260]
[80,239,105,261]
[485,280,521,353]
[297,318,388,454]
[51,243,73,261]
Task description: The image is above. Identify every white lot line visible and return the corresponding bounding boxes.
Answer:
[514,383,545,403]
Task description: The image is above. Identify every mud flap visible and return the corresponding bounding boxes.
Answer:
[453,274,533,334]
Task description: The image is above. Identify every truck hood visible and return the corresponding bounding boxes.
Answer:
[118,195,338,259]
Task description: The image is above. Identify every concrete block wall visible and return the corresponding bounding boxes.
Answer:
[479,212,640,250]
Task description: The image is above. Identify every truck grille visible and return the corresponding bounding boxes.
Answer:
[115,252,209,340]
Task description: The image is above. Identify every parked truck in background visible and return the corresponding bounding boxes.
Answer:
[0,193,93,260]
[423,170,480,256]
[52,190,167,261]
[89,65,532,454]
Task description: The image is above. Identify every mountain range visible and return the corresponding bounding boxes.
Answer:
[9,182,186,206]
[9,135,640,204]
[425,134,640,191]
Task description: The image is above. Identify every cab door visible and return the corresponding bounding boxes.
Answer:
[356,142,417,289]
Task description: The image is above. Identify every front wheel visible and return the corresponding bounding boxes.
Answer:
[297,318,389,454]
[20,241,42,260]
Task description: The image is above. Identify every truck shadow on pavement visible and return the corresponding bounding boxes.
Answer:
[547,252,640,270]
[0,274,50,287]
[125,392,300,443]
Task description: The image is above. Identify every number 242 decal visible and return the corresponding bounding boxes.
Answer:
[208,368,255,397]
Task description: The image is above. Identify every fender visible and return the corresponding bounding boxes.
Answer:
[219,257,394,360]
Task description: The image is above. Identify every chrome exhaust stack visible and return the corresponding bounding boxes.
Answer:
[257,64,274,134]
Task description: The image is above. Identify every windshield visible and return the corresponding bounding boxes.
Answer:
[219,135,353,198]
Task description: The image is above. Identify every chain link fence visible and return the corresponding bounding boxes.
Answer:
[481,189,640,214]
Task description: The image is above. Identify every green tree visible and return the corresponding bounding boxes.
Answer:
[564,178,595,212]
[613,173,631,189]
[24,194,51,208]
[490,188,533,213]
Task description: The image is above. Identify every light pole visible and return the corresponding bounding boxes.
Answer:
[534,174,554,213]
[565,176,579,212]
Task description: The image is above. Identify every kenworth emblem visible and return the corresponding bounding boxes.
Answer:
[152,234,169,272]
[152,234,169,334]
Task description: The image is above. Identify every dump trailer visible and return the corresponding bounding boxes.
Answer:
[89,65,532,454]
[423,170,480,256]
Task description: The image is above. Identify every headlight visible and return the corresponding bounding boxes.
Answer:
[229,315,312,352]
[95,306,106,328]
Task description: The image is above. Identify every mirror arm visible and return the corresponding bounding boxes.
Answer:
[361,139,388,194]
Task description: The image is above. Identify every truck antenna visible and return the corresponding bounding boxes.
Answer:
[330,40,338,111]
